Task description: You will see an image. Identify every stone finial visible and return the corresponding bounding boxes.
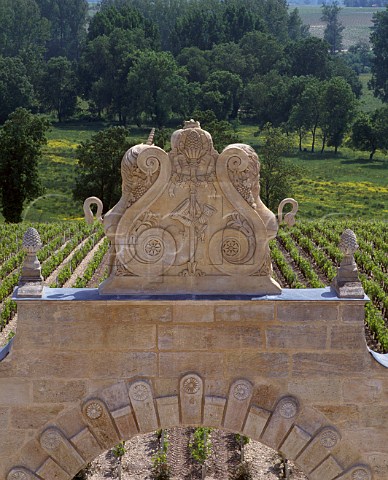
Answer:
[17,228,43,298]
[332,229,364,299]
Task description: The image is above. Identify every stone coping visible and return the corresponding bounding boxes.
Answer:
[13,286,369,302]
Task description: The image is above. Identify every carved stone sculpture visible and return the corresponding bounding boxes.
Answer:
[84,120,298,295]
[17,227,43,298]
[332,229,365,298]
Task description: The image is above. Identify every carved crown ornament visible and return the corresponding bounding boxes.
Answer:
[84,120,298,295]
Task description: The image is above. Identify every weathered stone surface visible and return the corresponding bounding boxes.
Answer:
[0,379,31,403]
[33,380,86,403]
[277,303,338,323]
[287,379,342,405]
[71,427,102,464]
[296,427,341,474]
[0,407,9,429]
[10,405,63,430]
[215,303,274,323]
[156,396,180,428]
[261,397,300,449]
[159,325,261,350]
[309,455,344,480]
[173,304,214,323]
[128,381,158,433]
[243,406,271,440]
[36,457,69,480]
[330,325,367,350]
[279,425,311,459]
[159,352,223,377]
[111,405,138,439]
[223,380,253,432]
[203,396,226,427]
[90,352,157,379]
[265,325,327,350]
[317,405,360,430]
[292,353,367,377]
[225,352,289,377]
[180,374,203,425]
[82,399,120,449]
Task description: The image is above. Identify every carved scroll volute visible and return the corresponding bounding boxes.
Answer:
[115,146,171,269]
[213,146,270,275]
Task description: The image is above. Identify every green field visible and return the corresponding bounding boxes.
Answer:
[295,5,385,49]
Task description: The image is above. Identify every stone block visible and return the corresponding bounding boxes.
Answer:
[90,352,157,379]
[156,396,180,428]
[330,325,367,350]
[265,325,327,350]
[71,427,102,464]
[343,378,386,404]
[243,406,271,440]
[225,352,289,378]
[128,381,158,433]
[107,304,172,323]
[173,304,214,322]
[309,455,344,480]
[56,408,86,439]
[261,397,300,450]
[292,353,367,377]
[203,396,226,427]
[10,405,63,430]
[334,465,372,480]
[17,438,48,472]
[18,352,92,379]
[340,304,365,323]
[180,374,203,425]
[159,352,224,377]
[36,457,69,480]
[251,383,282,411]
[111,405,138,439]
[6,467,41,480]
[279,425,311,460]
[39,427,84,476]
[0,430,26,461]
[33,380,86,403]
[296,427,341,474]
[215,303,274,323]
[317,405,360,429]
[0,407,9,429]
[287,379,342,405]
[158,325,261,351]
[104,324,156,350]
[82,399,120,449]
[360,404,388,428]
[0,379,31,404]
[223,380,253,432]
[100,382,131,411]
[277,303,338,323]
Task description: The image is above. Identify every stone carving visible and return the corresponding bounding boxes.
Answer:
[183,376,201,394]
[332,229,364,298]
[17,228,43,298]
[319,428,340,449]
[130,382,149,401]
[7,469,31,480]
[233,381,252,401]
[40,428,62,451]
[85,401,104,420]
[83,120,298,295]
[352,468,371,480]
[278,397,299,419]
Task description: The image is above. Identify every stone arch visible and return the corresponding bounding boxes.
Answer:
[7,375,373,480]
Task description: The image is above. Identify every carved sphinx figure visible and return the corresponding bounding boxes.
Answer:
[83,120,298,295]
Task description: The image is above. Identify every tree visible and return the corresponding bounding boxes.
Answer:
[370,7,388,102]
[321,1,344,55]
[39,57,78,121]
[350,107,388,160]
[36,0,88,60]
[0,56,36,124]
[319,76,356,153]
[73,127,134,212]
[192,109,240,152]
[287,37,331,79]
[200,70,242,120]
[0,108,49,223]
[258,123,299,211]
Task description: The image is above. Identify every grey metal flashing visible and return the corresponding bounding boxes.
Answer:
[0,337,13,362]
[368,348,388,368]
[13,286,369,302]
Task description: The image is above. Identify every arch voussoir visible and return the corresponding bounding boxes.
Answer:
[8,374,374,480]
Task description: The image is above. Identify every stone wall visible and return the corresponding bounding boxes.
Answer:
[0,287,387,479]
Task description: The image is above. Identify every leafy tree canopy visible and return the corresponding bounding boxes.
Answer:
[370,7,388,102]
[0,108,49,222]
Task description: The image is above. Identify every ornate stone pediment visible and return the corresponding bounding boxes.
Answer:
[84,120,298,295]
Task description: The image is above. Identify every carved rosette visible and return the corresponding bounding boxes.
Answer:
[40,428,63,451]
[351,467,372,480]
[7,468,33,480]
[277,397,299,419]
[82,399,105,421]
[183,376,201,394]
[129,382,150,402]
[233,381,252,401]
[319,428,340,449]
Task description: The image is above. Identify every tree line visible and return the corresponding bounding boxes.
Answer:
[1,0,388,222]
